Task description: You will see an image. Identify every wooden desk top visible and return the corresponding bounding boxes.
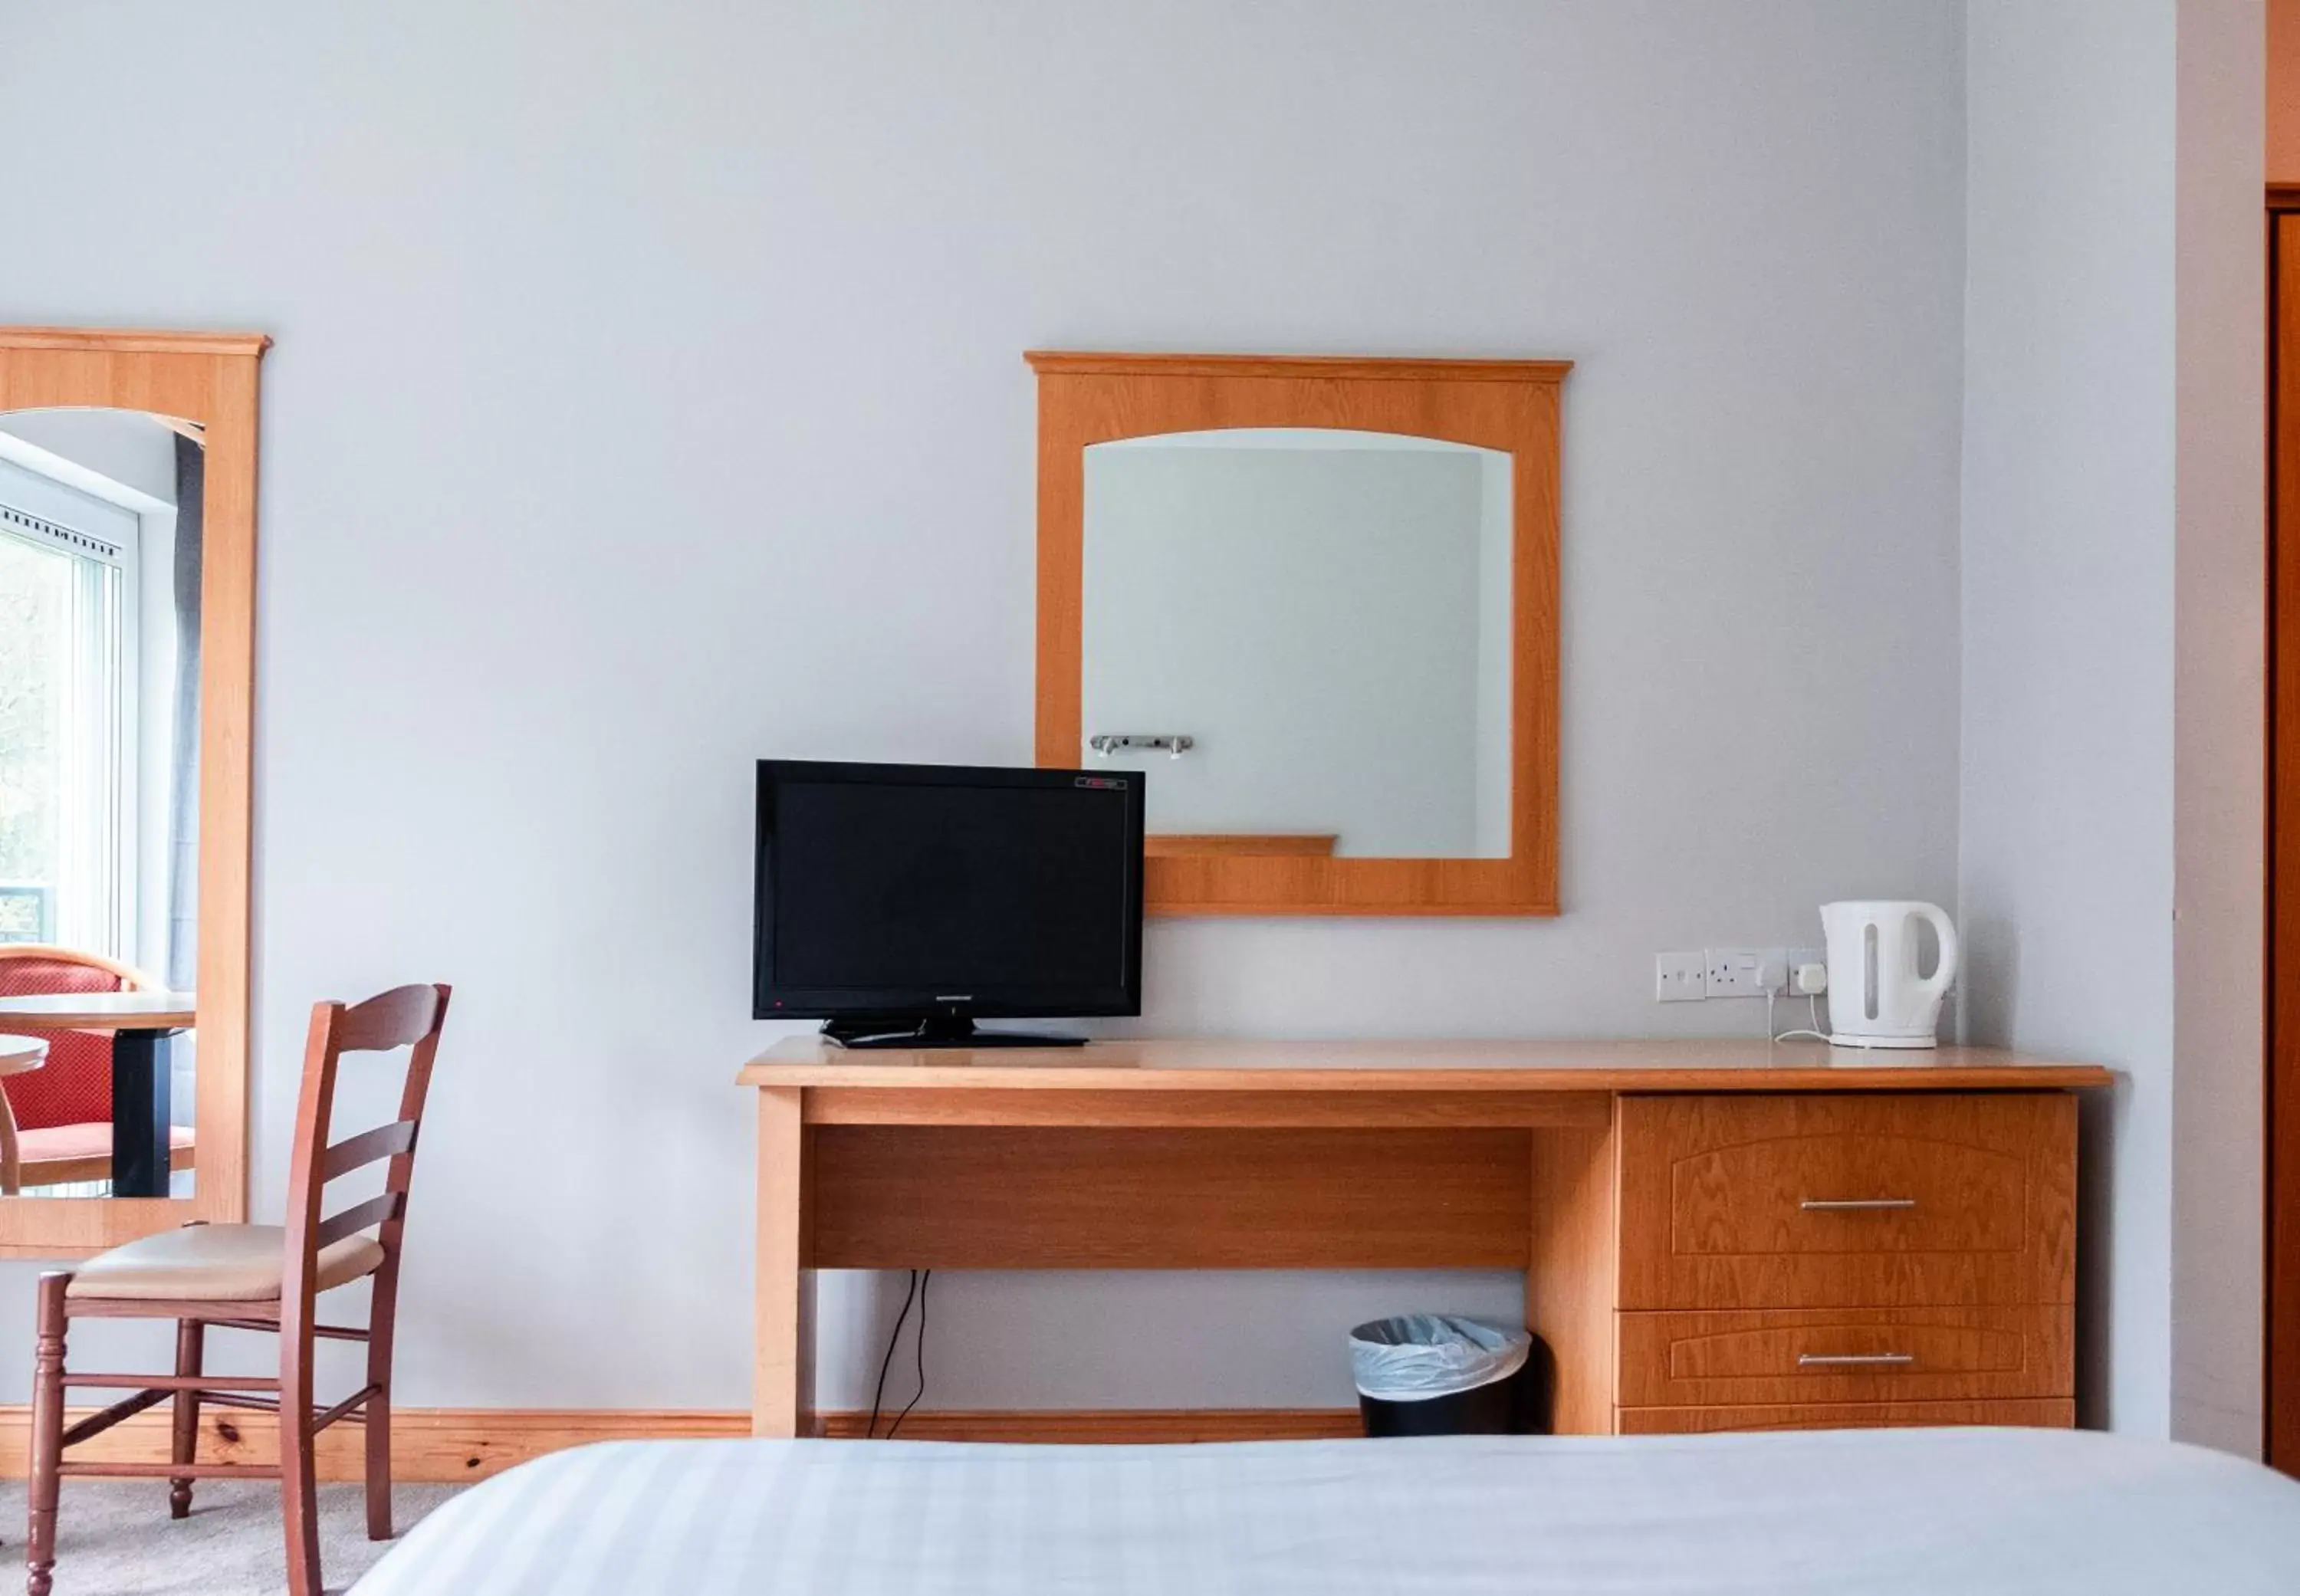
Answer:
[0,991,196,1030]
[738,1036,2114,1094]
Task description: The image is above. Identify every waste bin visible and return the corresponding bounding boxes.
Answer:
[1349,1315,1551,1437]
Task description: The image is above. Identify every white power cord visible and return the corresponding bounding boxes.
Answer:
[1770,988,1830,1045]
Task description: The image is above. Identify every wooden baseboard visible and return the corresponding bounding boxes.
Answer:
[813,1408,1360,1443]
[0,1406,1362,1481]
[0,1407,748,1482]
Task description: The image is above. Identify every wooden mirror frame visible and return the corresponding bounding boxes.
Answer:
[1030,351,1568,916]
[0,327,265,1251]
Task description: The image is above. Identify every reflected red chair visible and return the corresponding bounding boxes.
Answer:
[0,947,195,1194]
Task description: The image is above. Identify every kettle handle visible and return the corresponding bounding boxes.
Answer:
[1913,903,1960,997]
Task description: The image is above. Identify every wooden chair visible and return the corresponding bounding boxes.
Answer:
[0,946,196,1194]
[25,984,451,1596]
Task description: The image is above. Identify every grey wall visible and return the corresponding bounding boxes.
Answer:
[2170,0,2267,1456]
[1958,0,2263,1447]
[0,1,1971,1411]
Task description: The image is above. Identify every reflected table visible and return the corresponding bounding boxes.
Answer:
[0,992,195,1197]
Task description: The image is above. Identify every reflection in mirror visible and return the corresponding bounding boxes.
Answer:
[1083,428,1512,859]
[0,409,200,1197]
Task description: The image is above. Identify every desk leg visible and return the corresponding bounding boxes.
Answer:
[110,1030,172,1198]
[754,1088,816,1437]
[1529,1113,1618,1436]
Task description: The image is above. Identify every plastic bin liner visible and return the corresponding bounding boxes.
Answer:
[1349,1315,1531,1402]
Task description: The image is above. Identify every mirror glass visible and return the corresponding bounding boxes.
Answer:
[0,408,200,1196]
[1082,427,1512,859]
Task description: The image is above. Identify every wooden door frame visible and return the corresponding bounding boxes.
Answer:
[2269,189,2300,1473]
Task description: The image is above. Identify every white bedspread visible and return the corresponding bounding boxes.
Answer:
[350,1427,2300,1594]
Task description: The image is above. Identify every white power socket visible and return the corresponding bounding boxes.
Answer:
[1655,951,1706,1003]
[1705,947,1787,999]
[1786,947,1828,997]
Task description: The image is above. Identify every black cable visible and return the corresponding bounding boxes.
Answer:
[866,1269,920,1440]
[886,1269,932,1439]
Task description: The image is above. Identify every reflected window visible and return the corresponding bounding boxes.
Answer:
[0,485,133,953]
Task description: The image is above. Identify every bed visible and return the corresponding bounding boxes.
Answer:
[350,1427,2300,1594]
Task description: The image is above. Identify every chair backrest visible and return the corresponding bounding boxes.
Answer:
[279,985,452,1328]
[0,946,160,1130]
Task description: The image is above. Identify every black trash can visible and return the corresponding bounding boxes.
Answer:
[1349,1315,1552,1437]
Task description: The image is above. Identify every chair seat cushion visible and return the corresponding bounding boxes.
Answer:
[66,1223,385,1302]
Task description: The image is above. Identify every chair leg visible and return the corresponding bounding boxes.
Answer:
[26,1275,67,1596]
[364,1317,394,1540]
[280,1341,322,1596]
[169,1319,204,1519]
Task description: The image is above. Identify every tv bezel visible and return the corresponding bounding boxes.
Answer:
[752,758,1145,1025]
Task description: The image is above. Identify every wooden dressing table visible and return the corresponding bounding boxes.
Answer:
[739,1038,2111,1439]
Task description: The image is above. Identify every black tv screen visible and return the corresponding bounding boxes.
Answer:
[754,760,1143,1028]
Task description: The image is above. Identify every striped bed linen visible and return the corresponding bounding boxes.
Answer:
[352,1427,2300,1594]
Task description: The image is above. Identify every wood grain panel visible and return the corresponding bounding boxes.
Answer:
[0,328,265,1252]
[815,1408,1363,1443]
[1030,351,1563,916]
[743,1036,2116,1096]
[2272,209,2300,1476]
[1618,1093,2078,1309]
[803,1087,1611,1130]
[808,1126,1532,1269]
[1528,1114,1618,1435]
[1022,353,1572,383]
[0,1407,745,1481]
[0,1406,1368,1476]
[1145,834,1338,858]
[1616,1398,2075,1435]
[1616,1305,2072,1407]
[753,1089,814,1438]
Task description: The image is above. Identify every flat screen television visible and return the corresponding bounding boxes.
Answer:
[754,760,1145,1047]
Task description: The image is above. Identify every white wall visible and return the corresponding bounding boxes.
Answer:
[1958,0,2263,1447]
[0,2,1973,1411]
[2170,0,2266,1456]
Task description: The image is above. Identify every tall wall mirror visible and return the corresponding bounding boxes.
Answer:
[0,328,262,1250]
[1031,352,1566,915]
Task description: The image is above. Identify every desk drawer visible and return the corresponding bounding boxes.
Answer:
[1617,1092,2077,1310]
[1616,1305,2072,1407]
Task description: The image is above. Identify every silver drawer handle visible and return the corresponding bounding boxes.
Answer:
[1799,1197,1917,1211]
[1798,1353,1914,1368]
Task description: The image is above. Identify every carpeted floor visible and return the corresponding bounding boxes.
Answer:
[0,1481,464,1595]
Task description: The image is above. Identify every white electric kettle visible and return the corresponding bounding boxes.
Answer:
[1819,901,1959,1049]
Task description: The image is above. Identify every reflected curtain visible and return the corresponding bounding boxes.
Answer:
[164,434,200,992]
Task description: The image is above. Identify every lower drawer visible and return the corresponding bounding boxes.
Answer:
[1616,1305,2072,1407]
[1617,1398,2076,1435]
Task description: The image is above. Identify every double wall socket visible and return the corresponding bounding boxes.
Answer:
[1655,947,1824,1003]
[1705,948,1781,998]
